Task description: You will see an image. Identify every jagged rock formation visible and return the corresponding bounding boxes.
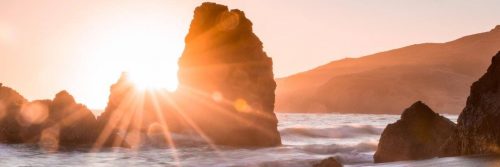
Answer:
[0,84,101,148]
[452,51,500,155]
[374,101,456,163]
[313,157,343,167]
[277,25,500,114]
[176,2,281,147]
[97,72,136,132]
[48,91,98,146]
[0,83,28,142]
[95,73,179,148]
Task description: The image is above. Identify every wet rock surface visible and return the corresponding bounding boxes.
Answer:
[374,101,456,163]
[313,157,343,167]
[454,51,500,155]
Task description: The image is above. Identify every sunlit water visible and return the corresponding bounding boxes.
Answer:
[0,113,458,167]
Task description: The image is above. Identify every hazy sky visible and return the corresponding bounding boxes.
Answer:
[1,0,499,109]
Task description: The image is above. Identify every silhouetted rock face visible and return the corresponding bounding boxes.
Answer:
[97,72,134,130]
[0,84,28,143]
[454,51,500,155]
[0,85,99,148]
[374,101,456,163]
[95,73,144,148]
[96,73,177,148]
[313,157,343,167]
[48,91,98,146]
[177,2,280,146]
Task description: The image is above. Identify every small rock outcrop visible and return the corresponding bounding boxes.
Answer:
[0,84,101,149]
[48,91,98,146]
[95,73,176,148]
[176,2,281,147]
[96,72,136,132]
[374,101,456,163]
[454,51,500,155]
[0,83,28,143]
[313,157,342,167]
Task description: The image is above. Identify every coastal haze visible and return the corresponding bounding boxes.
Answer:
[1,0,500,110]
[2,1,500,167]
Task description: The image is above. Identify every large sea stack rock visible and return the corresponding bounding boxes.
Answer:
[454,51,500,155]
[176,2,281,147]
[374,101,456,163]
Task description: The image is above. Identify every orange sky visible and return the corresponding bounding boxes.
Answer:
[1,0,499,109]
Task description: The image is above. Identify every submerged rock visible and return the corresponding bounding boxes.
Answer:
[313,157,343,167]
[453,51,500,155]
[374,101,456,163]
[176,2,281,147]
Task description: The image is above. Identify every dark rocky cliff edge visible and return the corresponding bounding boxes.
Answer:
[374,101,456,163]
[449,51,500,155]
[374,51,500,163]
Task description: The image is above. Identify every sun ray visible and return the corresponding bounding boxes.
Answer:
[92,85,141,151]
[155,91,226,155]
[111,90,144,149]
[149,91,181,167]
[178,85,280,140]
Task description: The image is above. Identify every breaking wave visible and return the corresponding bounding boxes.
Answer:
[279,125,383,138]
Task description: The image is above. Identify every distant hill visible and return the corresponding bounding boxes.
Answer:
[276,25,500,114]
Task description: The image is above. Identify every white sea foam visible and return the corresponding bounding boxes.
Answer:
[0,113,459,167]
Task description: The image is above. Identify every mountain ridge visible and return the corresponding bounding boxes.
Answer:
[276,25,500,114]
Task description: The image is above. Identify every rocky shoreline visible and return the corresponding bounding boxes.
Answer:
[317,51,500,166]
[0,2,281,150]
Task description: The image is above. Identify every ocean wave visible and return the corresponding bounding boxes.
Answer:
[279,125,383,138]
[299,142,377,155]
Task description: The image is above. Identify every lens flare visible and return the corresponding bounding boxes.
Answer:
[18,102,49,126]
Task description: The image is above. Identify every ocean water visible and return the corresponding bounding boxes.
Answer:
[0,113,459,167]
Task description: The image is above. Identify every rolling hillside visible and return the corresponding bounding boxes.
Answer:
[276,25,500,114]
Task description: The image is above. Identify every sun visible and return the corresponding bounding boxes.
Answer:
[128,68,178,91]
[77,11,186,107]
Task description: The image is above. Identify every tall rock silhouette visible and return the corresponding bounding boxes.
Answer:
[454,51,500,154]
[177,2,281,146]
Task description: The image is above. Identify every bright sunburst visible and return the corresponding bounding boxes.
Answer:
[80,13,185,94]
[128,68,178,91]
